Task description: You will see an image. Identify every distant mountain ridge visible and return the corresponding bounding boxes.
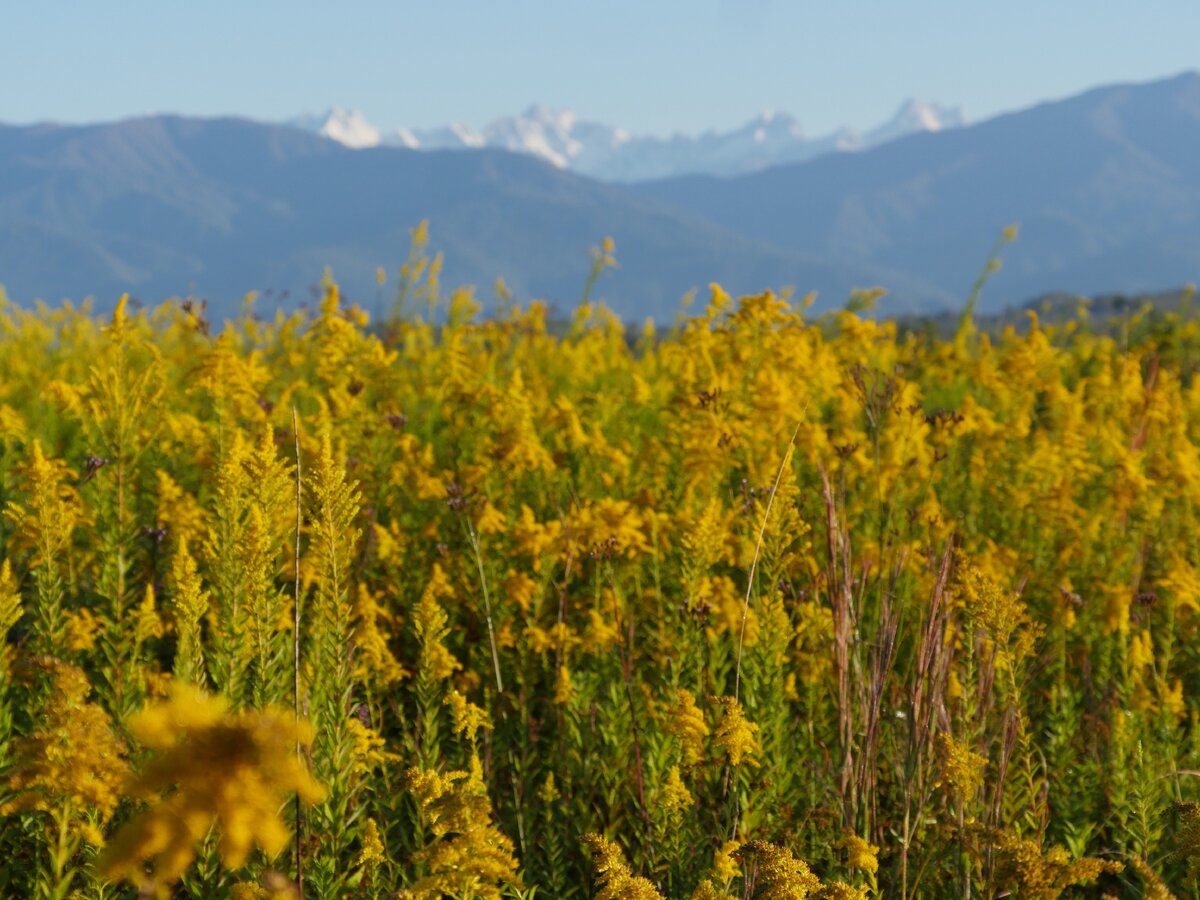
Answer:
[286,101,966,181]
[634,70,1200,311]
[1,72,1198,320]
[0,115,935,319]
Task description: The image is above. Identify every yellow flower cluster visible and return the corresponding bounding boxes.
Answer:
[357,817,387,871]
[584,832,665,900]
[935,732,988,801]
[660,765,693,821]
[2,660,128,844]
[837,833,879,875]
[401,765,522,898]
[413,564,461,682]
[663,688,710,764]
[1,262,1200,895]
[445,688,491,744]
[713,696,760,767]
[976,827,1124,897]
[737,840,821,899]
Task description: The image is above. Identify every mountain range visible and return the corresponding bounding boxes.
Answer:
[636,71,1200,309]
[1,72,1197,321]
[288,101,966,181]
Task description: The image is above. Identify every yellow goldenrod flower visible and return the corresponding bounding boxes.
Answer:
[475,500,507,535]
[583,833,664,900]
[401,765,521,898]
[980,828,1122,896]
[1,659,128,838]
[955,559,1035,649]
[1129,629,1155,670]
[357,816,387,870]
[513,504,563,568]
[736,840,821,899]
[4,440,84,652]
[1162,678,1186,721]
[709,576,755,640]
[6,239,1200,895]
[1127,856,1174,900]
[554,663,575,706]
[837,833,880,875]
[135,582,165,645]
[170,538,210,687]
[683,497,731,570]
[100,686,325,893]
[662,688,709,765]
[231,884,269,900]
[501,569,539,613]
[230,872,297,900]
[354,584,407,685]
[813,883,869,900]
[154,469,209,548]
[492,368,555,474]
[935,733,987,801]
[712,840,743,885]
[713,696,760,767]
[65,606,102,652]
[946,667,964,701]
[347,715,399,777]
[660,764,693,822]
[568,498,651,557]
[574,608,616,657]
[413,570,462,682]
[690,881,738,900]
[445,689,491,744]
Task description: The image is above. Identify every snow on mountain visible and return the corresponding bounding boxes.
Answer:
[415,122,486,150]
[863,100,966,148]
[290,108,384,149]
[479,104,586,168]
[288,100,965,180]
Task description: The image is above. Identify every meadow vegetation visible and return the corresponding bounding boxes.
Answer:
[0,230,1199,897]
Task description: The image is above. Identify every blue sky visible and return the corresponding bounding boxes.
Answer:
[5,1,1197,135]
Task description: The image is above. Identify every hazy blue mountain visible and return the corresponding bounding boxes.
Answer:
[0,115,935,319]
[634,72,1200,311]
[3,72,1198,321]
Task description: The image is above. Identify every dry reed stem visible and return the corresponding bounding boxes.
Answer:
[292,406,304,897]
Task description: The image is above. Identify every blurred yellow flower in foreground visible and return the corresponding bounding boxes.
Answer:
[100,685,324,895]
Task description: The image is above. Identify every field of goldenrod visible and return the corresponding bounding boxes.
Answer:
[2,242,1200,898]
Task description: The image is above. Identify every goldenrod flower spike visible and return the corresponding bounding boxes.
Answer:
[662,688,710,765]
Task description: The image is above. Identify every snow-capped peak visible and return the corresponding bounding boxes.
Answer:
[744,110,804,139]
[473,106,596,168]
[419,122,486,149]
[287,98,964,180]
[292,108,382,149]
[866,100,966,145]
[521,104,576,132]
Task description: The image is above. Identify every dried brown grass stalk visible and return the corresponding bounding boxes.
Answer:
[818,463,856,825]
[292,406,305,897]
[901,540,957,898]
